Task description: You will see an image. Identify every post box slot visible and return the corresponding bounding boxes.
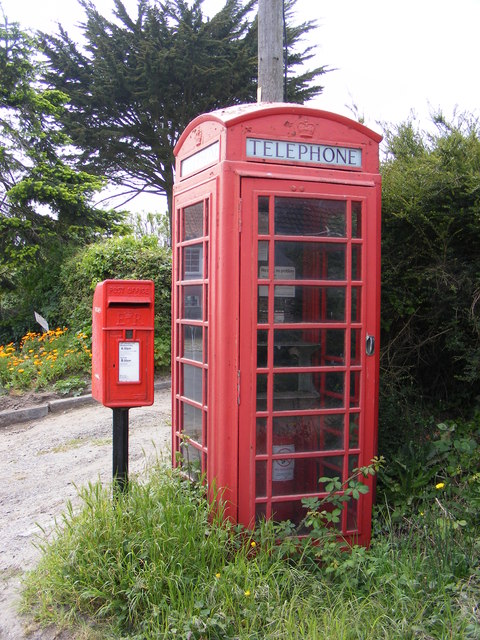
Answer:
[107,301,151,307]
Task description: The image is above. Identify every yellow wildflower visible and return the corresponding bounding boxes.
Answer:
[244,590,251,597]
[215,572,221,579]
[435,482,445,490]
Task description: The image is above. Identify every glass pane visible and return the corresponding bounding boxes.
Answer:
[351,329,361,365]
[271,455,344,496]
[183,325,202,362]
[180,442,202,480]
[273,414,344,452]
[351,287,361,322]
[275,197,346,237]
[346,498,359,531]
[182,402,202,441]
[256,373,268,411]
[204,327,208,365]
[349,454,359,474]
[183,285,203,320]
[317,456,345,490]
[275,242,345,280]
[258,286,269,323]
[272,286,345,323]
[350,371,360,408]
[183,202,203,240]
[272,501,302,524]
[204,285,208,321]
[258,241,269,277]
[255,503,267,522]
[258,196,270,234]
[256,417,267,454]
[256,461,267,497]
[352,201,362,238]
[273,329,345,367]
[257,330,268,367]
[352,245,362,280]
[349,413,360,449]
[182,363,202,403]
[273,371,345,410]
[182,244,203,280]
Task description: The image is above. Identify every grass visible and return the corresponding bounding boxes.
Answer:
[22,463,480,639]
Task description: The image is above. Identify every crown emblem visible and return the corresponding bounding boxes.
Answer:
[297,120,315,138]
[194,128,203,147]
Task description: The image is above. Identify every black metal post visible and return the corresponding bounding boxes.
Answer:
[112,407,129,493]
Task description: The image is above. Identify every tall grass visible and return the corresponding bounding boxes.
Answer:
[23,463,480,639]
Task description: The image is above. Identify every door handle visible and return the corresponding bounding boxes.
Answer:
[366,334,375,356]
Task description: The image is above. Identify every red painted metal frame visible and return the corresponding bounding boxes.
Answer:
[172,103,381,544]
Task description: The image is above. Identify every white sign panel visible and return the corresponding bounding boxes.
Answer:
[246,137,362,168]
[119,342,140,383]
[258,266,295,297]
[34,311,49,333]
[272,444,295,481]
[181,141,219,177]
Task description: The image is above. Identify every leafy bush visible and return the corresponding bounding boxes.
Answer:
[381,113,480,415]
[58,235,172,369]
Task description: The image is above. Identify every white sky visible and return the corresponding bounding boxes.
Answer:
[2,0,479,210]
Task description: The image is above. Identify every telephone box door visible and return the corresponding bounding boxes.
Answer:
[238,177,380,544]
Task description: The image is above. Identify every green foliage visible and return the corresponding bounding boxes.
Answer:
[23,462,480,639]
[0,18,128,342]
[40,0,328,213]
[378,413,480,531]
[58,234,172,368]
[381,113,480,413]
[0,328,91,391]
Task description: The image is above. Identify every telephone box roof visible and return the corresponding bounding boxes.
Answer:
[175,102,382,156]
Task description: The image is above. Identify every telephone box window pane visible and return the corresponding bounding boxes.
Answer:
[271,455,344,496]
[349,454,359,474]
[273,414,344,452]
[183,285,203,320]
[273,329,345,367]
[256,373,268,411]
[258,286,269,323]
[182,244,203,280]
[272,286,345,323]
[272,501,299,523]
[350,371,360,408]
[349,413,360,449]
[257,330,268,367]
[351,287,361,322]
[351,329,361,365]
[204,285,208,321]
[183,325,203,362]
[352,201,362,238]
[256,461,267,497]
[275,242,346,281]
[255,503,267,522]
[180,442,202,481]
[273,371,344,410]
[182,402,202,442]
[352,245,362,281]
[256,418,267,454]
[204,327,208,365]
[347,499,359,531]
[258,196,269,234]
[275,197,346,237]
[183,202,204,240]
[258,241,269,277]
[182,363,202,403]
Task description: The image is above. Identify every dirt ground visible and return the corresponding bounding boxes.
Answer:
[0,385,172,639]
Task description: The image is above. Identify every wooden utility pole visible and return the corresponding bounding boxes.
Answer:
[257,0,284,102]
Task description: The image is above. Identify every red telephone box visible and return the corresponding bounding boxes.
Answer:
[171,103,381,546]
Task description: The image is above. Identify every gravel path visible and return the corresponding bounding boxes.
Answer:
[0,387,172,639]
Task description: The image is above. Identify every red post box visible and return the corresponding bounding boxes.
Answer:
[92,280,155,408]
[171,103,381,546]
